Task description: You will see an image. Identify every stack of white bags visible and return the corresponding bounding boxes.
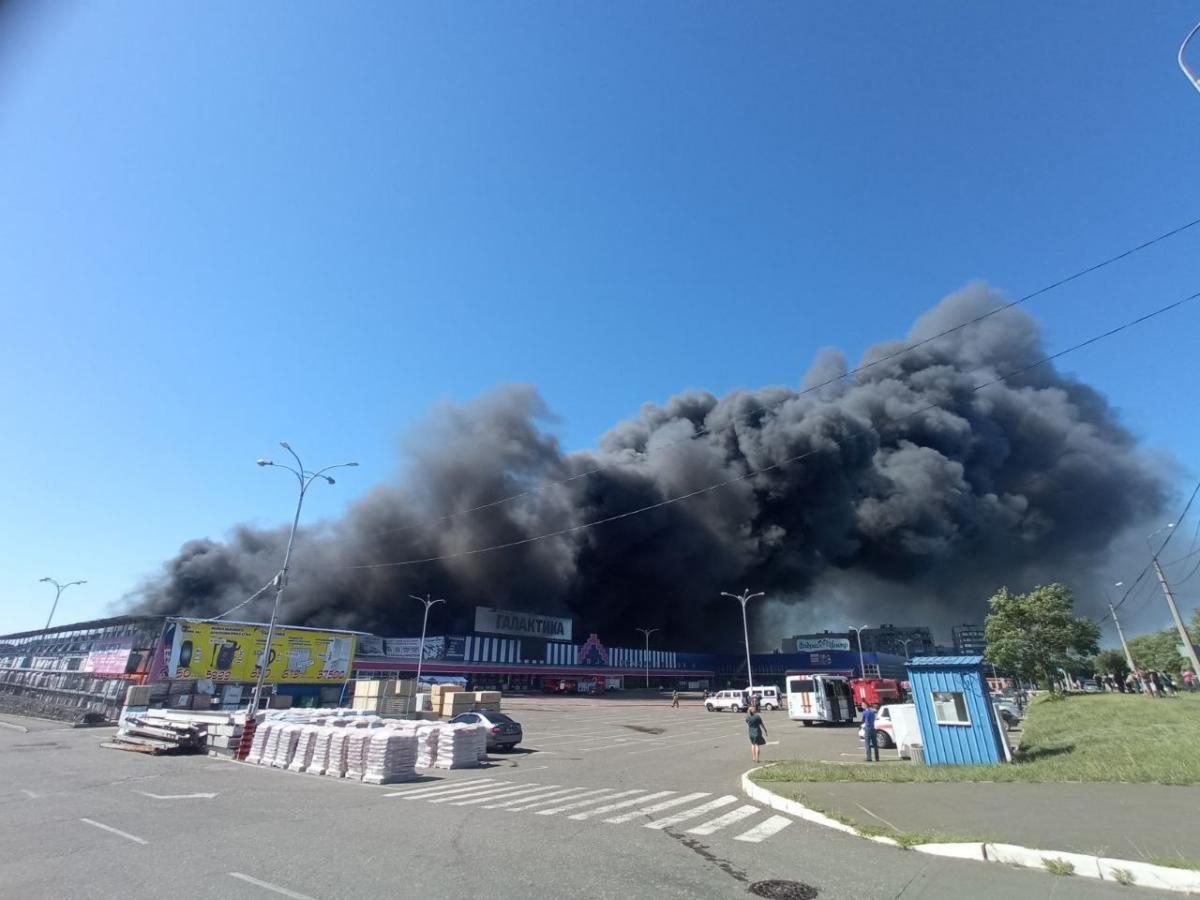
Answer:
[245,721,273,766]
[344,730,371,781]
[432,722,486,769]
[325,728,350,778]
[362,730,419,784]
[416,725,440,768]
[288,726,318,773]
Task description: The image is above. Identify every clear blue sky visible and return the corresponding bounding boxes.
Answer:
[2,3,1199,636]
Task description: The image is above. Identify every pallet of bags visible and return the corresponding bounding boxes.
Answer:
[271,724,301,768]
[324,727,350,778]
[362,730,419,785]
[287,725,319,773]
[304,726,335,775]
[431,723,484,769]
[416,725,440,768]
[245,720,273,765]
[259,721,284,766]
[344,730,372,781]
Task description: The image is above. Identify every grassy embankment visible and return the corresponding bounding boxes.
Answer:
[753,692,1200,785]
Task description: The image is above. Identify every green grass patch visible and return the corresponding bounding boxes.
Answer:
[1149,856,1200,871]
[1043,858,1075,876]
[753,693,1200,786]
[787,790,985,848]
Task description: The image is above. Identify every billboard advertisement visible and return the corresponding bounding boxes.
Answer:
[474,607,573,641]
[80,636,135,674]
[382,637,445,660]
[164,619,355,684]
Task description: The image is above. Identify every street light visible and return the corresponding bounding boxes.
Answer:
[900,638,914,660]
[721,590,764,691]
[38,577,86,631]
[249,443,357,714]
[849,625,868,678]
[410,594,446,711]
[636,627,660,690]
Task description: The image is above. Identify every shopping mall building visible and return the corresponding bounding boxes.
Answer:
[0,605,905,719]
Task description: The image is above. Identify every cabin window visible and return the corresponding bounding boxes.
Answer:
[931,691,971,725]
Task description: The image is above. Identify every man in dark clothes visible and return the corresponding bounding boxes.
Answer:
[862,702,880,761]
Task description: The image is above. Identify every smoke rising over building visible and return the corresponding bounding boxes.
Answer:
[127,284,1168,650]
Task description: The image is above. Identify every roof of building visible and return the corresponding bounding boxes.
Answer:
[907,655,985,668]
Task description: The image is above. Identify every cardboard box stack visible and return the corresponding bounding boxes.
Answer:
[439,687,474,718]
[378,679,416,716]
[352,679,381,712]
[474,691,502,711]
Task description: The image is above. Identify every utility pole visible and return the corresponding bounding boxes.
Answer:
[636,627,659,691]
[1107,580,1137,675]
[1151,557,1200,679]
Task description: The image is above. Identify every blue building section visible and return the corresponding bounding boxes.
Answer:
[907,656,1005,766]
[721,650,908,684]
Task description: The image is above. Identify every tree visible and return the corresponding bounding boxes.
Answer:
[1094,649,1129,679]
[1127,629,1184,676]
[985,583,1101,690]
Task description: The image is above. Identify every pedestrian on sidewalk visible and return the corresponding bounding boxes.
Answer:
[1184,669,1196,692]
[671,689,679,709]
[746,706,768,763]
[1148,670,1162,698]
[863,702,880,762]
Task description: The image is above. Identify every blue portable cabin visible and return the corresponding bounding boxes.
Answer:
[906,656,1006,765]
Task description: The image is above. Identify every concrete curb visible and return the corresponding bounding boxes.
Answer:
[741,767,1200,895]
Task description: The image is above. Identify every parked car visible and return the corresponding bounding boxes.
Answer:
[856,704,897,749]
[705,690,750,713]
[449,710,523,751]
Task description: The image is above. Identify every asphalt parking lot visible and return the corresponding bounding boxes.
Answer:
[0,700,1148,900]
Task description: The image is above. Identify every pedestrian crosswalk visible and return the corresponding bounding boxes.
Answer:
[383,777,793,843]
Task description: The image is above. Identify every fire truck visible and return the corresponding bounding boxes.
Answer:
[850,677,905,710]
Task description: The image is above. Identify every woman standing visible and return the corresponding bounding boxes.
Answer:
[745,703,768,762]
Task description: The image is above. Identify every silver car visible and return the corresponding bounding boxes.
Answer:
[450,710,523,751]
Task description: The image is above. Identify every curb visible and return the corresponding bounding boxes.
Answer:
[741,767,1200,895]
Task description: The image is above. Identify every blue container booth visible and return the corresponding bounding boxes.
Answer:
[906,656,1006,765]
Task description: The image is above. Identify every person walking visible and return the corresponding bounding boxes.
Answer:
[671,689,680,709]
[1184,669,1196,692]
[862,702,880,762]
[745,705,768,762]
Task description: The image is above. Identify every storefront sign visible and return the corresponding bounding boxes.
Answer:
[356,636,385,656]
[80,637,134,674]
[443,636,466,662]
[793,638,851,652]
[164,619,356,684]
[382,637,445,660]
[474,607,573,641]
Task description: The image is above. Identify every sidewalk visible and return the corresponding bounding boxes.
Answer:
[768,778,1200,865]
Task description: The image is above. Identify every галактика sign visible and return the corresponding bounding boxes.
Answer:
[474,607,573,641]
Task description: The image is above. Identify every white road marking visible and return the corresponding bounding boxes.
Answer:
[133,790,217,800]
[854,802,901,831]
[448,784,554,806]
[79,818,148,845]
[20,789,39,799]
[228,872,316,899]
[383,778,499,798]
[483,785,578,809]
[423,782,518,803]
[568,790,675,820]
[504,787,611,812]
[535,789,642,816]
[643,795,738,829]
[686,804,761,835]
[764,741,780,746]
[0,720,28,732]
[603,792,712,824]
[734,814,793,842]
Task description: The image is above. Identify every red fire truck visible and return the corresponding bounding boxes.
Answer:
[850,677,904,710]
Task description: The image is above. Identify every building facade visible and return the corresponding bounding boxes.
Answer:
[951,624,987,656]
[783,624,936,657]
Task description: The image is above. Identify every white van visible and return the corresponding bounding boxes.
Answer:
[748,685,781,710]
[785,672,856,724]
[705,690,750,713]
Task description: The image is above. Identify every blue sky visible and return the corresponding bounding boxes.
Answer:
[2,3,1199,637]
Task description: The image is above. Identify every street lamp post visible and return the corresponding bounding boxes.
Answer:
[1180,19,1200,97]
[849,625,868,678]
[636,627,660,691]
[900,638,914,660]
[249,443,357,715]
[721,590,764,691]
[39,577,86,631]
[410,594,445,711]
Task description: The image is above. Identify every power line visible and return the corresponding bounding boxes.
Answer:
[303,215,1200,549]
[1113,479,1200,615]
[348,288,1200,571]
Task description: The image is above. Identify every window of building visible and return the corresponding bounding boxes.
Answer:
[931,691,971,725]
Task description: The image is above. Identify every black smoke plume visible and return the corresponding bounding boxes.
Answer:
[127,285,1168,649]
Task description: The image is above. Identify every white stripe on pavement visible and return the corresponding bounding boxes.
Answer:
[535,789,644,816]
[483,786,579,809]
[504,787,613,812]
[686,804,761,835]
[567,790,675,820]
[79,818,148,845]
[401,781,512,801]
[643,795,738,829]
[427,783,525,804]
[383,778,498,798]
[734,814,793,843]
[228,872,316,899]
[603,792,712,824]
[449,784,555,806]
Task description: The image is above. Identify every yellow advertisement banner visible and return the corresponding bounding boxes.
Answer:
[166,619,355,684]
